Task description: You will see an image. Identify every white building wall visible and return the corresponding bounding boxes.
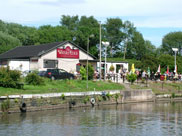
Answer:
[38,43,94,72]
[97,62,128,73]
[9,60,30,72]
[29,62,39,70]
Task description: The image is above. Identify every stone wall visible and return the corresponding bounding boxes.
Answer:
[0,89,155,113]
[121,89,155,102]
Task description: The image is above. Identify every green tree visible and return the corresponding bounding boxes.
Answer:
[37,25,72,44]
[0,31,21,54]
[126,31,146,60]
[145,40,157,56]
[161,31,182,55]
[60,15,100,57]
[104,18,124,57]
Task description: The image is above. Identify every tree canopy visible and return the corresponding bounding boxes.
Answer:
[0,17,182,73]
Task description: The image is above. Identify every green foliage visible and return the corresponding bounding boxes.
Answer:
[25,73,44,85]
[1,98,10,112]
[161,31,182,55]
[87,63,94,80]
[0,67,21,88]
[61,94,65,100]
[80,66,86,80]
[109,65,115,72]
[97,95,102,102]
[83,96,90,104]
[14,98,19,103]
[114,93,119,100]
[171,93,175,98]
[0,31,21,54]
[127,31,146,60]
[127,73,137,84]
[106,92,112,99]
[80,64,94,80]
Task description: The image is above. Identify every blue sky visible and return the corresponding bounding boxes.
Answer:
[1,0,182,47]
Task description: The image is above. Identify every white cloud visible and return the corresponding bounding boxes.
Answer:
[0,0,182,27]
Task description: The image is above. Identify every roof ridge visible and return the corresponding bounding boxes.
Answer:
[20,41,63,47]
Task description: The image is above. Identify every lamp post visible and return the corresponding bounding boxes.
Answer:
[102,41,109,81]
[99,21,102,81]
[87,35,94,90]
[172,48,178,73]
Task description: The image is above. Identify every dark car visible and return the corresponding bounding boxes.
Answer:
[39,69,75,80]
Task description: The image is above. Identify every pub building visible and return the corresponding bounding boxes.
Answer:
[0,41,128,75]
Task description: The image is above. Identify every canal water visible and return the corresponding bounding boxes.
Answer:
[0,102,182,136]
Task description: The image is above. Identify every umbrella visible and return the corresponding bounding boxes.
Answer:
[157,64,160,73]
[147,67,150,77]
[131,64,135,73]
[166,66,169,75]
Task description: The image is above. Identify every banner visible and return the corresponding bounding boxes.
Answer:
[57,46,79,59]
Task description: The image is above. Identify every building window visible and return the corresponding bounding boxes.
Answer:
[44,60,58,68]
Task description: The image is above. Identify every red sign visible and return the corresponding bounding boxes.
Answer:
[57,46,79,59]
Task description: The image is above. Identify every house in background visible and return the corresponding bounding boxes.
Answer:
[0,41,128,75]
[0,41,96,72]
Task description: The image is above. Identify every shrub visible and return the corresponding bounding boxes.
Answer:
[80,66,86,80]
[83,96,90,104]
[87,64,94,80]
[25,72,44,85]
[97,95,102,102]
[0,67,21,88]
[114,93,119,100]
[109,65,115,72]
[106,92,112,99]
[80,64,94,80]
[171,93,175,98]
[61,94,65,100]
[1,98,10,112]
[127,73,137,84]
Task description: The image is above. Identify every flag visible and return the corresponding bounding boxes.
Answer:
[157,64,160,73]
[166,66,169,74]
[131,64,135,73]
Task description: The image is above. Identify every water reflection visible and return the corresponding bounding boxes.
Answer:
[1,102,182,136]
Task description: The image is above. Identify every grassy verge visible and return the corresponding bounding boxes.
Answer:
[0,79,124,96]
[129,81,182,95]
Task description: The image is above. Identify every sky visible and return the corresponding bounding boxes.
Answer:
[1,0,182,47]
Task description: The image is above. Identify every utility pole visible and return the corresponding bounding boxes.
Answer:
[99,21,102,81]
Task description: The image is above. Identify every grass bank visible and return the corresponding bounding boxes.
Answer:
[0,79,124,96]
[130,81,182,95]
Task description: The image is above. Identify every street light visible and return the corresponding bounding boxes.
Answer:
[172,48,178,73]
[99,21,102,81]
[102,41,109,81]
[87,34,94,89]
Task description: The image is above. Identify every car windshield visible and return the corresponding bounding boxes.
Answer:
[59,69,66,73]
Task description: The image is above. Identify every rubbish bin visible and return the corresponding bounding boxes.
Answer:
[160,75,165,81]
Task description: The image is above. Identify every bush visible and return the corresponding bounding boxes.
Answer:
[109,65,115,72]
[1,98,10,112]
[0,67,21,88]
[106,92,112,99]
[80,64,94,80]
[80,66,86,80]
[83,96,90,104]
[127,73,137,84]
[61,94,65,100]
[25,72,44,85]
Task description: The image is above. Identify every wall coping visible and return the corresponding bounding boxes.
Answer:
[0,90,121,99]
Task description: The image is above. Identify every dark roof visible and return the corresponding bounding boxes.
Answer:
[80,59,128,63]
[0,41,96,59]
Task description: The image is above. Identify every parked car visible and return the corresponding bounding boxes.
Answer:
[22,70,35,77]
[39,69,75,80]
[38,71,46,77]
